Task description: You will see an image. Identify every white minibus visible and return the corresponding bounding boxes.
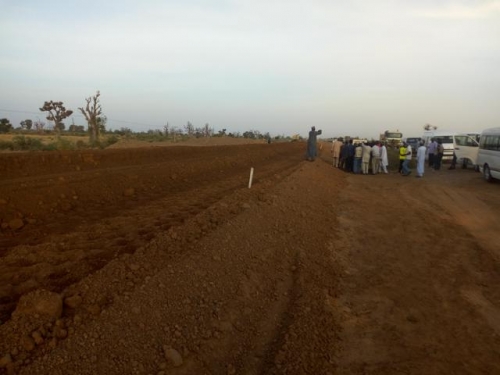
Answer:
[421,130,479,164]
[477,127,500,182]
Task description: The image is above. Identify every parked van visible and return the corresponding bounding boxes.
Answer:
[421,130,479,164]
[454,133,480,167]
[477,127,500,182]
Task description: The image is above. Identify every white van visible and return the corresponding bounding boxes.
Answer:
[454,133,480,167]
[477,127,500,182]
[421,130,479,164]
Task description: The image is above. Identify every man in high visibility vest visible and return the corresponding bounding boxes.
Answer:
[399,143,407,174]
[402,141,413,176]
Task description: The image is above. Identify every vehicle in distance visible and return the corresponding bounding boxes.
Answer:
[477,127,500,182]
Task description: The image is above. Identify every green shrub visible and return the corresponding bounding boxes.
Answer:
[0,140,13,150]
[42,142,58,151]
[12,136,44,151]
[76,140,89,149]
[55,137,75,150]
[105,135,119,146]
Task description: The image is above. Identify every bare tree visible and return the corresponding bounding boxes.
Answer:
[33,119,45,133]
[39,101,73,135]
[184,121,195,137]
[203,123,212,137]
[78,91,102,146]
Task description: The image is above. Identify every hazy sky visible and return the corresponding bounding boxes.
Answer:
[1,0,499,138]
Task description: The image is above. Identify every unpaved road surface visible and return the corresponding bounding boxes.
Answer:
[1,142,499,375]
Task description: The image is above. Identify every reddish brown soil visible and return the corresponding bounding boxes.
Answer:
[1,140,500,375]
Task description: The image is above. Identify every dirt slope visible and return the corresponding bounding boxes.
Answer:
[1,143,500,375]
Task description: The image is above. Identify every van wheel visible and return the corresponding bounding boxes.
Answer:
[484,164,493,182]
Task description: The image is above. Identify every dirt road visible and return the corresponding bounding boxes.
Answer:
[1,142,499,374]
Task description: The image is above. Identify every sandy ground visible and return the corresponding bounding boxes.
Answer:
[0,140,499,375]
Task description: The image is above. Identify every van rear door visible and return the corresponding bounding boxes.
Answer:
[438,135,455,160]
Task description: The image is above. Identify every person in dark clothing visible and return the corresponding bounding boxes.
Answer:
[306,126,322,161]
[339,142,349,170]
[346,140,355,172]
[434,139,444,170]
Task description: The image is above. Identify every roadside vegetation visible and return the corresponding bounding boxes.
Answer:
[0,124,300,152]
[1,91,303,152]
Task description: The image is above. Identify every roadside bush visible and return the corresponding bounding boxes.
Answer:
[0,140,13,150]
[135,133,166,143]
[104,135,119,147]
[12,136,44,151]
[76,140,90,149]
[55,137,75,150]
[42,142,58,151]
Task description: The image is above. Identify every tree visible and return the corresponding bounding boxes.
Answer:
[97,115,107,134]
[0,118,13,133]
[184,121,195,137]
[69,124,85,132]
[54,122,66,131]
[203,123,212,137]
[20,119,33,130]
[33,120,46,133]
[424,123,438,131]
[243,130,255,139]
[78,91,102,146]
[39,100,73,135]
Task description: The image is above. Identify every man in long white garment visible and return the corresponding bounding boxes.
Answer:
[416,140,426,178]
[379,142,389,173]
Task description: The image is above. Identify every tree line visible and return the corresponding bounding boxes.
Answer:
[0,91,287,144]
[0,91,104,146]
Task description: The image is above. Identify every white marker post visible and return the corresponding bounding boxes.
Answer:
[248,167,254,188]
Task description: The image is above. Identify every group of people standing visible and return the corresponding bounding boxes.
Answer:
[331,138,389,175]
[399,138,445,178]
[308,128,448,179]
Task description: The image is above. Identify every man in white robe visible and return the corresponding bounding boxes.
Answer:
[379,142,389,173]
[416,141,426,177]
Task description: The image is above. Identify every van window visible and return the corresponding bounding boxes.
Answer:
[455,135,478,147]
[435,136,454,144]
[480,135,500,151]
